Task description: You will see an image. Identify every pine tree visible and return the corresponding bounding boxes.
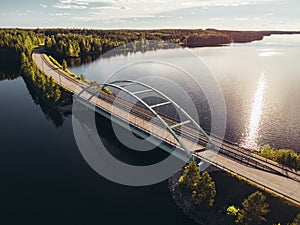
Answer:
[62,59,68,71]
[192,171,216,207]
[54,86,61,102]
[178,160,200,190]
[178,161,216,208]
[236,191,270,225]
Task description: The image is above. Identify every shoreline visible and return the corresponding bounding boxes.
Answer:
[168,169,300,225]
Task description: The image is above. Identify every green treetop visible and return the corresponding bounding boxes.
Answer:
[228,191,270,225]
[62,59,68,71]
[178,160,216,208]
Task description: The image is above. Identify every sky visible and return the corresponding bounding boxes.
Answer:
[0,0,299,30]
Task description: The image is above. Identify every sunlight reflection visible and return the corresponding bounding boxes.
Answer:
[242,72,266,150]
[258,51,280,57]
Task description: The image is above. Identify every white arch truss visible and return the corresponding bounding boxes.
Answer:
[76,80,212,156]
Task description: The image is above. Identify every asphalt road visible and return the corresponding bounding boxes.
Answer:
[32,48,300,206]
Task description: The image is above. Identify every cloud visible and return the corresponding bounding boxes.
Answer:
[51,0,281,25]
[53,0,98,9]
[158,15,173,18]
[53,3,87,9]
[17,13,28,16]
[53,0,280,12]
[40,4,48,8]
[209,17,225,20]
[234,17,249,20]
[50,12,71,16]
[55,0,118,5]
[90,6,122,10]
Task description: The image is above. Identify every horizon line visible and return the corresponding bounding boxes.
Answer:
[1,26,300,33]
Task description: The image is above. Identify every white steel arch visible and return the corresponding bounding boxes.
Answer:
[76,80,212,156]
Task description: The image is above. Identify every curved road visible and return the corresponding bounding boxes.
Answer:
[32,48,300,206]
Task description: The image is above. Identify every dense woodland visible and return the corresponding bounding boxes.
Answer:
[41,28,267,59]
[0,28,290,62]
[0,29,62,102]
[2,27,298,61]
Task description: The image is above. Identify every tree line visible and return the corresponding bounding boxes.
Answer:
[259,144,300,171]
[0,29,62,102]
[38,28,266,59]
[1,28,270,63]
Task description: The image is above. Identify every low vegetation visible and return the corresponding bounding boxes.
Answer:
[259,144,300,171]
[47,55,63,69]
[102,86,113,95]
[46,55,81,80]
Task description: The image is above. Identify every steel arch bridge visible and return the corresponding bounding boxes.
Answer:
[76,80,212,156]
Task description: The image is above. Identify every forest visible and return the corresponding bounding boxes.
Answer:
[0,28,297,101]
[1,28,291,62]
[2,28,298,62]
[41,28,266,59]
[0,29,62,102]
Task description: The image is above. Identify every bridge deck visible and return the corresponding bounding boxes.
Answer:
[33,48,300,206]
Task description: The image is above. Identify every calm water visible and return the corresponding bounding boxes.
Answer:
[0,34,299,224]
[70,34,300,152]
[0,68,196,224]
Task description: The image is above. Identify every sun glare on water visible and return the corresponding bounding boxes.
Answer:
[242,72,266,150]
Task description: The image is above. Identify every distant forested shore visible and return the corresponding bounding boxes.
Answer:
[1,28,300,102]
[1,28,300,62]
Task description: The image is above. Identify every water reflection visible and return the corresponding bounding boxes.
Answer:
[23,76,72,127]
[258,51,280,57]
[0,63,20,81]
[67,34,300,152]
[242,73,266,150]
[67,55,96,68]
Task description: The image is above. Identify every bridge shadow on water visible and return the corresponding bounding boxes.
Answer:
[76,107,178,167]
[9,66,182,167]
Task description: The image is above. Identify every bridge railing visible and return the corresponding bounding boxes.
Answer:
[195,153,300,206]
[80,86,300,180]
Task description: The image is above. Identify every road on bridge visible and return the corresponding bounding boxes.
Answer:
[33,48,300,206]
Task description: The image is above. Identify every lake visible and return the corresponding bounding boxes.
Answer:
[70,34,300,152]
